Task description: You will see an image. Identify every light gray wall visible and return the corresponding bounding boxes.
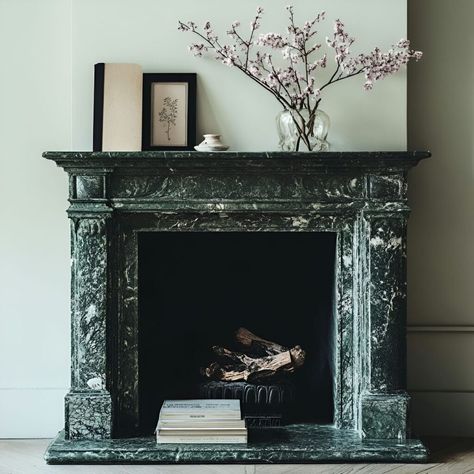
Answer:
[9,0,471,438]
[407,0,474,436]
[0,0,72,437]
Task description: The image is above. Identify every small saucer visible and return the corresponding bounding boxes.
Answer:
[194,144,229,152]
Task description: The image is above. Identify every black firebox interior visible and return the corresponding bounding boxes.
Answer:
[138,232,336,434]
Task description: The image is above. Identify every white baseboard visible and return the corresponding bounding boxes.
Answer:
[410,391,474,437]
[0,388,67,438]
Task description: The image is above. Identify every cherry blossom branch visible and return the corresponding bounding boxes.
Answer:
[178,6,423,150]
[245,8,263,68]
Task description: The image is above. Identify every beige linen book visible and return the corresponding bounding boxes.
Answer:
[93,63,142,151]
[156,399,247,444]
[158,399,242,420]
[156,435,248,444]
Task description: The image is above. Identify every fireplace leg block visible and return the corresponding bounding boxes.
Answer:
[361,393,409,440]
[45,424,428,464]
[65,391,112,440]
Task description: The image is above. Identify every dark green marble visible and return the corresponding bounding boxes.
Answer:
[44,151,430,463]
[45,424,427,464]
[361,393,409,440]
[65,392,111,440]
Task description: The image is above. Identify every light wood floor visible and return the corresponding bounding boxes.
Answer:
[0,438,473,473]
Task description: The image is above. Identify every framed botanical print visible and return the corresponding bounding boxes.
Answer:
[142,73,197,150]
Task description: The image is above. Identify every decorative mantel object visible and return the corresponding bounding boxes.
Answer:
[202,327,306,382]
[195,134,229,152]
[43,150,430,464]
[141,73,197,151]
[93,63,143,152]
[198,380,295,428]
[178,7,422,151]
[276,109,330,152]
[200,327,303,427]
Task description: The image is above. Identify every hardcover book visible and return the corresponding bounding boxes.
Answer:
[93,63,142,152]
[156,400,247,444]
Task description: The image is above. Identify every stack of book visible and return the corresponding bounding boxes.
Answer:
[155,400,247,444]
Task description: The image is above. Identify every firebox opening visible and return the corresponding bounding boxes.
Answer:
[138,231,336,435]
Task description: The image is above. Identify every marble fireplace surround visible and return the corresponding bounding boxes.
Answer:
[44,150,430,464]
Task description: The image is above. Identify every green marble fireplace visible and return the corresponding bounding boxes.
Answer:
[44,150,430,464]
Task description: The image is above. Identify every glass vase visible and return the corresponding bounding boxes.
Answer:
[276,109,330,152]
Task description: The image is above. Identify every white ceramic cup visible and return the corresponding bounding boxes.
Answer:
[202,134,223,146]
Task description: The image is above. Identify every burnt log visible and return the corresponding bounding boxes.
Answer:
[234,327,287,356]
[204,344,305,382]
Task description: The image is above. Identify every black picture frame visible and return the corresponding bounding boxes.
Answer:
[142,73,197,151]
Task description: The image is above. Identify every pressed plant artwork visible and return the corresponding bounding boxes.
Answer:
[179,6,422,150]
[159,97,179,142]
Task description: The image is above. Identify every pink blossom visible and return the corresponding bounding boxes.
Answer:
[326,19,355,64]
[248,64,262,76]
[258,32,288,49]
[188,44,207,56]
[222,57,236,67]
[250,20,260,30]
[281,47,301,62]
[397,39,410,48]
[309,54,327,72]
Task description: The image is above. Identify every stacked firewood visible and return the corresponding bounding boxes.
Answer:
[202,328,305,382]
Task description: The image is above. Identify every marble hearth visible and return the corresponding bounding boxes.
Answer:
[44,150,430,464]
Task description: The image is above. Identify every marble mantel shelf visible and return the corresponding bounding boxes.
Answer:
[43,150,430,171]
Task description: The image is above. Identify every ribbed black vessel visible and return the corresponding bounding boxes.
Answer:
[198,381,295,428]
